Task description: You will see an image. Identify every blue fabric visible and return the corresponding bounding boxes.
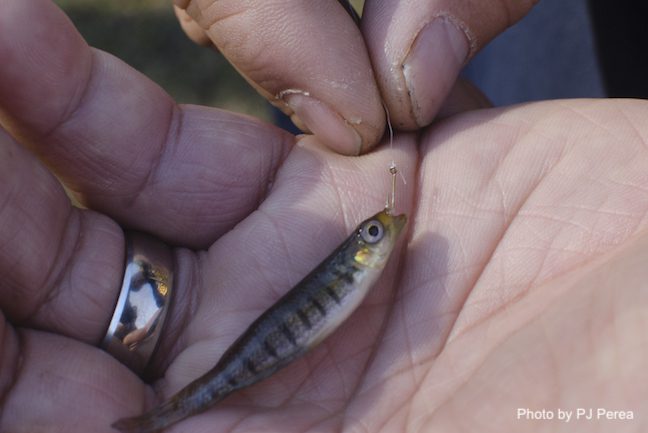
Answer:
[462,0,605,105]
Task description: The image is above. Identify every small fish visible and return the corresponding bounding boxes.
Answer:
[113,209,406,433]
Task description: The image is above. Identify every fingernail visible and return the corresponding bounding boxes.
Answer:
[403,17,470,127]
[283,93,363,155]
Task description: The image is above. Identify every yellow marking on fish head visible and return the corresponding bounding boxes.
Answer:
[354,247,373,266]
[354,245,387,268]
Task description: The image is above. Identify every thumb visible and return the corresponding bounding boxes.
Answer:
[362,0,537,129]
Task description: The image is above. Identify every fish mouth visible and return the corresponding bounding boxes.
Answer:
[391,213,407,235]
[375,209,408,237]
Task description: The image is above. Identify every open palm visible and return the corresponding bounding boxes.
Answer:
[1,2,646,433]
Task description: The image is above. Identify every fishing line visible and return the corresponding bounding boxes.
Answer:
[383,102,405,213]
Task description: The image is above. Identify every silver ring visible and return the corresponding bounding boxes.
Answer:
[102,231,174,374]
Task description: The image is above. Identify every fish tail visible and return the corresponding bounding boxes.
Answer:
[111,398,194,433]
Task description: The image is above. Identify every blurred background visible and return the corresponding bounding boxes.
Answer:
[53,0,272,121]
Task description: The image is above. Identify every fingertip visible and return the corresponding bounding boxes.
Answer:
[174,6,212,47]
[182,0,385,155]
[283,92,362,155]
[377,15,471,130]
[282,90,385,156]
[355,105,387,155]
[402,17,471,127]
[363,0,535,130]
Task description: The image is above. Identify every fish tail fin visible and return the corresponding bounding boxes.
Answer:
[111,398,194,433]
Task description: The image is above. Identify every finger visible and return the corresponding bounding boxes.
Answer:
[0,123,201,365]
[175,0,385,155]
[174,5,212,47]
[0,0,293,248]
[0,326,148,432]
[362,0,537,129]
[0,127,124,343]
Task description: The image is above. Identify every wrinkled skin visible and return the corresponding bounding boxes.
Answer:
[174,0,525,154]
[0,1,647,433]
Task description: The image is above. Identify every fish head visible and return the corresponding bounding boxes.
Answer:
[352,209,407,268]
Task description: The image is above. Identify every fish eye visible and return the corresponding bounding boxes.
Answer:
[361,220,384,244]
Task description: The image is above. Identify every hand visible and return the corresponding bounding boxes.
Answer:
[173,0,533,154]
[1,1,645,432]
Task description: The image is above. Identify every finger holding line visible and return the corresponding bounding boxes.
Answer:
[362,0,537,129]
[174,0,386,155]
